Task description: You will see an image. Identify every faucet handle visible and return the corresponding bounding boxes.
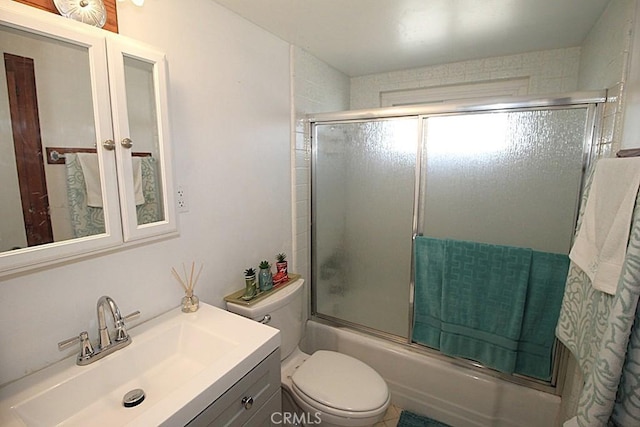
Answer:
[58,331,95,361]
[124,311,141,322]
[114,311,141,342]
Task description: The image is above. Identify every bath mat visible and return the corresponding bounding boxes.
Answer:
[397,410,451,427]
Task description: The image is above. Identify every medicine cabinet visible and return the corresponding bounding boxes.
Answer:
[0,2,177,276]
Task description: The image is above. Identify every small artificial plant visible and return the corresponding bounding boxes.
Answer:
[242,267,258,301]
[258,260,273,291]
[259,260,271,270]
[274,253,289,284]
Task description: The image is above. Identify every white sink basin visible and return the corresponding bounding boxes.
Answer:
[0,303,280,426]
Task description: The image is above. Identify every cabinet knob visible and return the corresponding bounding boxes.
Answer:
[121,138,133,149]
[241,396,254,410]
[103,139,115,151]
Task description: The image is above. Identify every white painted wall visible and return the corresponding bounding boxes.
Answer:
[0,0,291,386]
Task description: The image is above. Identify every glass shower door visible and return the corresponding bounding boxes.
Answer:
[312,118,418,338]
[419,107,590,252]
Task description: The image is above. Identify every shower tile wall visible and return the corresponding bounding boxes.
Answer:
[291,47,350,284]
[578,0,636,157]
[578,0,635,92]
[350,47,581,109]
[599,83,623,158]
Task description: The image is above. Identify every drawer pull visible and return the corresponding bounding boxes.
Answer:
[241,396,254,410]
[259,314,271,324]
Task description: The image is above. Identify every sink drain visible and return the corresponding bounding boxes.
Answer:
[123,388,145,408]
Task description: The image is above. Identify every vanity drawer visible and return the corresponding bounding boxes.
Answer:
[186,349,281,427]
[243,389,282,427]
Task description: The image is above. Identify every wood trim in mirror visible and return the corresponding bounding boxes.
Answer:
[5,52,54,247]
[12,0,119,33]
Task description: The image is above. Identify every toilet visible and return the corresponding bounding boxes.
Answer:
[226,278,390,427]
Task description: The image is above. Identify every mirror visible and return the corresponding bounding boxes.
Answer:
[122,55,165,226]
[0,22,104,253]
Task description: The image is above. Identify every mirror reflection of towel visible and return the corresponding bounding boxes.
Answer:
[77,153,145,207]
[131,158,145,206]
[77,153,102,207]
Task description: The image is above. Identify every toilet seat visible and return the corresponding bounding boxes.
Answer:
[290,350,390,418]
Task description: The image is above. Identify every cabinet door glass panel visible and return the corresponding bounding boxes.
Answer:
[0,23,107,253]
[123,56,165,226]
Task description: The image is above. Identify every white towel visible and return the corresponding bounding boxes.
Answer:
[77,153,146,207]
[77,153,103,208]
[569,157,640,294]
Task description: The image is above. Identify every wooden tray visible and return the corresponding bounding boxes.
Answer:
[224,273,301,306]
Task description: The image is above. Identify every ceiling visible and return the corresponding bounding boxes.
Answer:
[213,0,612,77]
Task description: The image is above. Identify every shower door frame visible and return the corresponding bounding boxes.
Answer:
[308,91,606,394]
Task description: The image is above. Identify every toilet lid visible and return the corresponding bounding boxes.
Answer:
[291,350,389,412]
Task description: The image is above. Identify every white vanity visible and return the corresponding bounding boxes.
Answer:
[0,303,281,426]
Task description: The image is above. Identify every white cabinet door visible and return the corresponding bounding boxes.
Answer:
[106,37,177,242]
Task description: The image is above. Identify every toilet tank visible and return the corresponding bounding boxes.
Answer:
[226,279,305,360]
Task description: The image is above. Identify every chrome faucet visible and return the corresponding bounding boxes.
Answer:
[97,295,127,348]
[58,296,140,366]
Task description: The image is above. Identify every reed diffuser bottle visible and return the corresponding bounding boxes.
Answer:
[171,262,202,313]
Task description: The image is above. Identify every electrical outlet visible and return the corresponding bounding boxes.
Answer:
[177,185,189,213]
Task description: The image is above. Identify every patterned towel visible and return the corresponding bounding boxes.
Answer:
[65,154,161,237]
[66,153,106,237]
[557,183,640,426]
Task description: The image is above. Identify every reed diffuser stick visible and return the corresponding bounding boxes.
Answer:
[171,267,188,293]
[172,262,203,295]
[192,264,204,291]
[182,263,189,288]
[189,262,195,291]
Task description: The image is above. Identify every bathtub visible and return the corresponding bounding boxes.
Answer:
[300,320,560,427]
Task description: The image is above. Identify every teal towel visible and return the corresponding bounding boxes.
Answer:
[413,237,568,378]
[413,237,445,349]
[439,239,532,373]
[516,251,569,380]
